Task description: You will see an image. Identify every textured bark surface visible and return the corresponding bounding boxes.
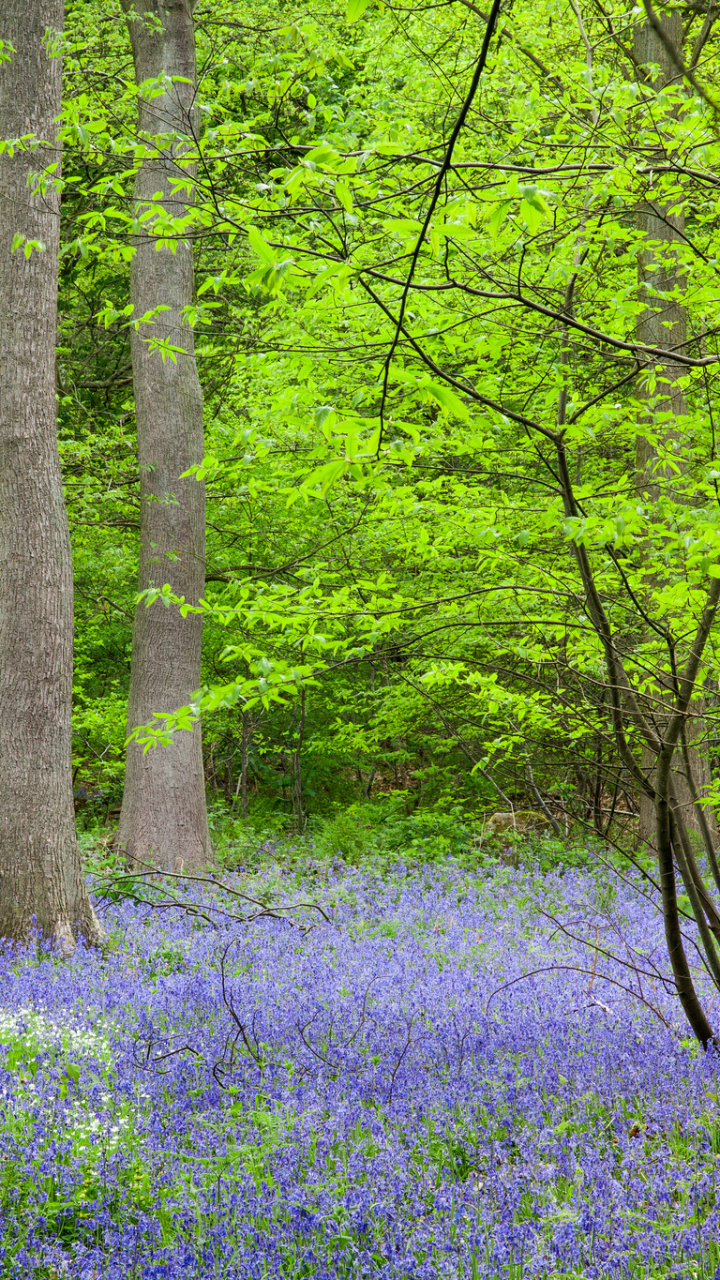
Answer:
[639,712,717,852]
[115,0,211,871]
[634,12,687,484]
[0,3,101,945]
[633,14,717,849]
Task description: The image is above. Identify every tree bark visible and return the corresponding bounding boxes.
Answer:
[0,2,101,945]
[634,9,687,486]
[656,753,715,1048]
[555,439,719,1046]
[633,11,717,851]
[115,0,211,871]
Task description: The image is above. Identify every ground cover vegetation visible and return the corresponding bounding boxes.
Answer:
[2,858,720,1278]
[4,0,720,1271]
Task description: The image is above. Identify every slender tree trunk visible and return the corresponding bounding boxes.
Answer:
[239,713,250,822]
[555,441,718,1046]
[293,687,306,834]
[0,3,100,945]
[116,0,211,871]
[656,753,715,1048]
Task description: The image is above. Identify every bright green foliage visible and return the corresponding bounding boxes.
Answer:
[55,0,720,850]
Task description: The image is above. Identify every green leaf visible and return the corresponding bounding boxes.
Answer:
[247,225,275,264]
[519,186,552,234]
[335,181,353,212]
[11,233,46,257]
[301,458,349,496]
[486,200,512,238]
[347,0,371,20]
[246,258,293,295]
[423,381,470,420]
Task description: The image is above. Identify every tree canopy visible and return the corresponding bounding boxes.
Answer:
[60,0,720,838]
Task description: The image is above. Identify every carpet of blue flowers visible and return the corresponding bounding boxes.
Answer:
[2,858,720,1279]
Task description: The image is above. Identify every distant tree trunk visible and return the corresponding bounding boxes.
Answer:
[239,713,250,822]
[0,2,101,945]
[633,12,717,851]
[293,688,306,833]
[115,0,211,871]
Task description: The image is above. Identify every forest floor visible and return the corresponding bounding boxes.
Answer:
[1,846,720,1279]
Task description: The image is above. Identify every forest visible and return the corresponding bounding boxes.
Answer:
[2,0,720,1275]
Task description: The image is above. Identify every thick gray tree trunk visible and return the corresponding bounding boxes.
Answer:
[0,2,101,945]
[634,12,717,851]
[115,0,211,871]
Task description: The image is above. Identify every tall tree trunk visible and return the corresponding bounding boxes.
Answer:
[634,12,716,851]
[0,2,101,945]
[634,9,687,488]
[116,0,211,871]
